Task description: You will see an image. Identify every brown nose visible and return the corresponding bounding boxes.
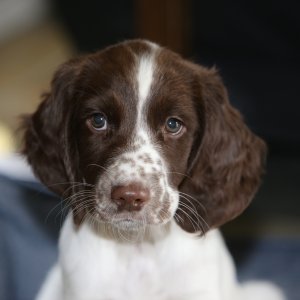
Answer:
[111,183,150,211]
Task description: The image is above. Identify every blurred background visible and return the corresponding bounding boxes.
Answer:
[0,0,299,299]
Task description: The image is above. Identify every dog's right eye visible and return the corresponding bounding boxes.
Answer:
[88,113,108,131]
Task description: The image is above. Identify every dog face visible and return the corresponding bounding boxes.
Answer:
[23,40,266,235]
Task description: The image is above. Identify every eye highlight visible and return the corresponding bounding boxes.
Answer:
[165,117,184,135]
[88,113,108,131]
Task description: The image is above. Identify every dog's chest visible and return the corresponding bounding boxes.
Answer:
[59,218,226,300]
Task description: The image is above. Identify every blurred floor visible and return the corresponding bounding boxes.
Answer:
[0,20,73,146]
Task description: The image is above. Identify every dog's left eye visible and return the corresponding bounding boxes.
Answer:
[165,117,183,135]
[89,113,107,131]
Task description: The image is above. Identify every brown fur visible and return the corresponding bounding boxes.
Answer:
[22,40,266,232]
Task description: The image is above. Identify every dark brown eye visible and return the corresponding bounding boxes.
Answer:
[89,113,107,131]
[165,117,183,135]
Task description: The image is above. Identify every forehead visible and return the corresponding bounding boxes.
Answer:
[75,41,197,123]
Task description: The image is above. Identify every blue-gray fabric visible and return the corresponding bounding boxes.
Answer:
[0,175,60,300]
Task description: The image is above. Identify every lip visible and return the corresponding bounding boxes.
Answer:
[94,209,145,222]
[113,211,144,221]
[112,218,146,233]
[114,218,143,226]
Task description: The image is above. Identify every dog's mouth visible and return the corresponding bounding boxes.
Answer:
[90,209,174,243]
[109,211,146,227]
[113,218,145,231]
[93,207,155,228]
[87,209,152,242]
[91,197,175,231]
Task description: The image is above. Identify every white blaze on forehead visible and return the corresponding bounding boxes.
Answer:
[136,52,156,126]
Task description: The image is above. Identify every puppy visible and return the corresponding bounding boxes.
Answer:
[23,40,285,300]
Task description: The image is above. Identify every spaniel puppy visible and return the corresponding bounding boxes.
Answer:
[23,40,285,300]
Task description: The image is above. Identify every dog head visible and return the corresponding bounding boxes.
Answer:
[22,40,266,237]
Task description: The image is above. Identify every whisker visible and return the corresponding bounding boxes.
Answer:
[86,164,114,181]
[178,194,209,230]
[178,198,209,232]
[63,190,95,205]
[178,191,207,214]
[45,199,65,224]
[72,200,95,220]
[62,182,95,199]
[55,195,95,223]
[165,171,192,181]
[175,207,198,232]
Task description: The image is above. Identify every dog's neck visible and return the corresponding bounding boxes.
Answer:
[55,213,237,300]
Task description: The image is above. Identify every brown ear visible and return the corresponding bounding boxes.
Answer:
[177,66,267,233]
[22,58,81,197]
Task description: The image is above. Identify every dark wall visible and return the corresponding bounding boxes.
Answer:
[191,0,300,153]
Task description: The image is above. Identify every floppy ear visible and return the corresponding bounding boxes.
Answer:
[177,66,267,233]
[22,58,81,197]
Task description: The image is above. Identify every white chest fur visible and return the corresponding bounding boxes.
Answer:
[36,214,239,300]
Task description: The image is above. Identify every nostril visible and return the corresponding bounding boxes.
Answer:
[133,198,144,208]
[114,198,125,207]
[111,183,149,211]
